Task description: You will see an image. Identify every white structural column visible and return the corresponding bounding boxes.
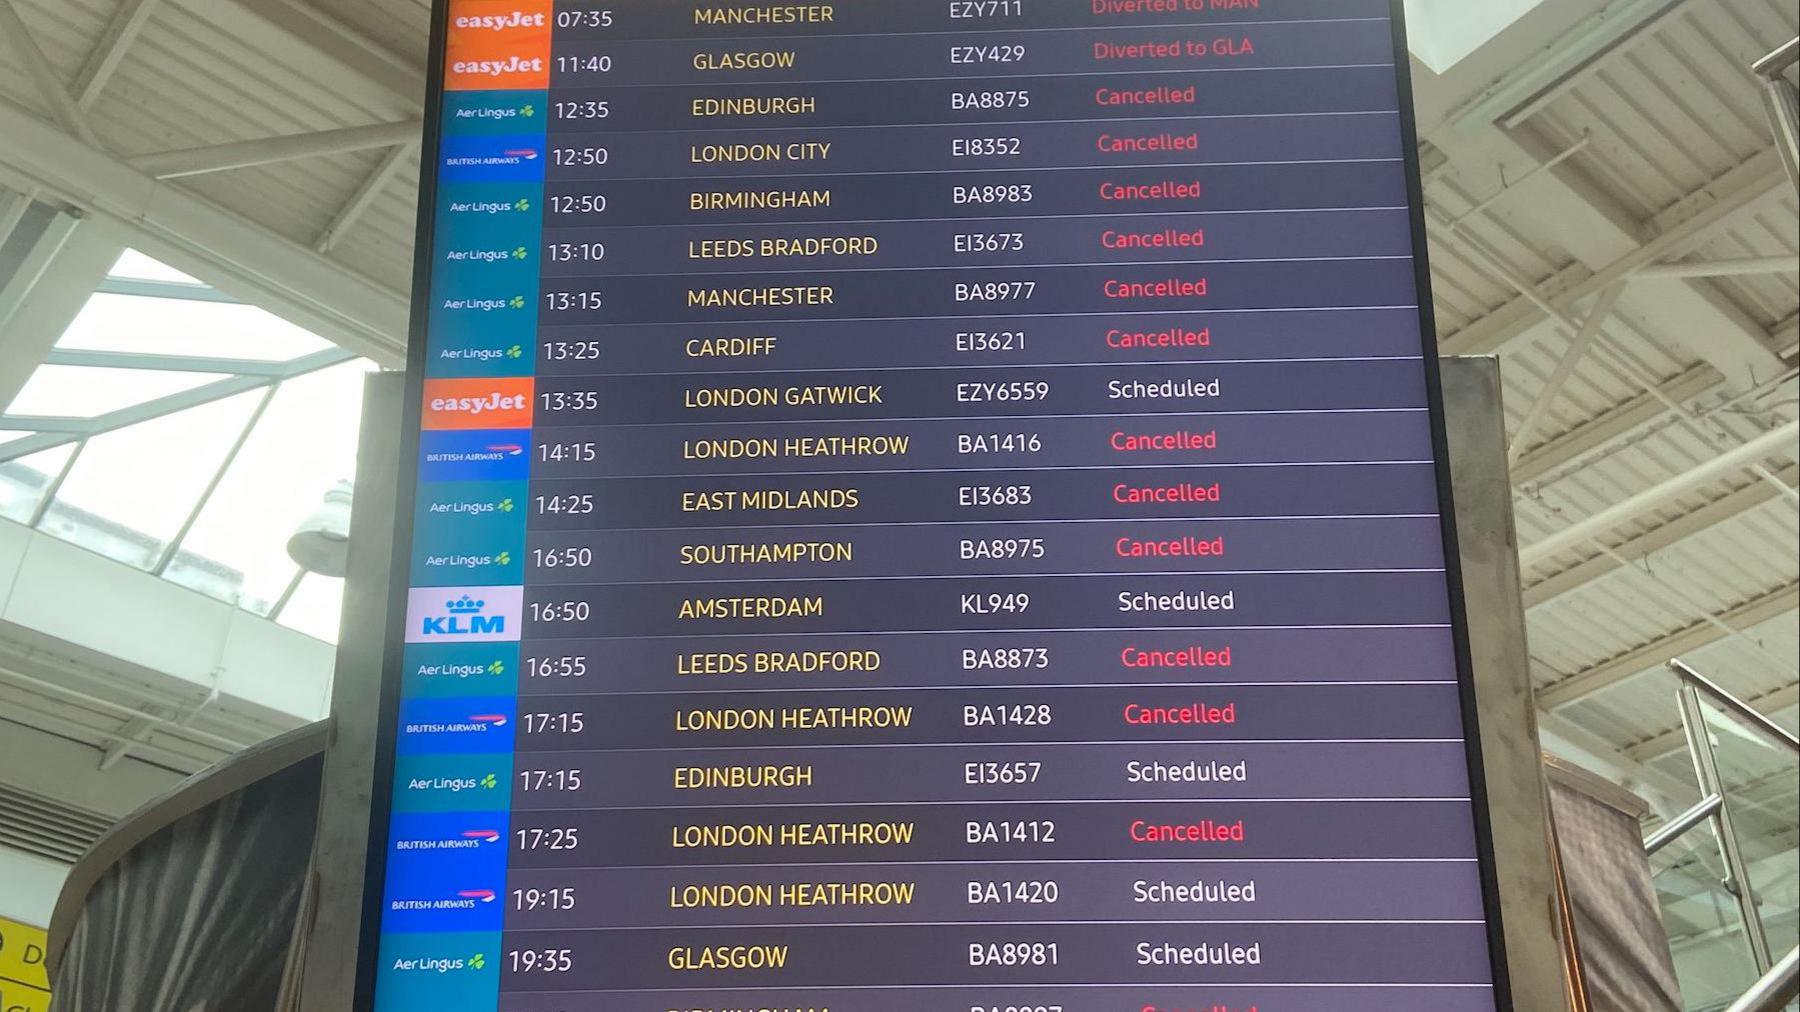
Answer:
[0,217,127,412]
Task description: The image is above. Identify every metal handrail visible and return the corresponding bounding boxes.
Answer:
[1725,945,1798,1012]
[1644,793,1722,855]
[1752,37,1800,190]
[1649,659,1799,977]
[1752,38,1799,78]
[1667,659,1800,755]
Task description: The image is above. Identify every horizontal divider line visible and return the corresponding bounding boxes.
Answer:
[516,682,1462,697]
[555,61,1397,91]
[558,253,1413,280]
[533,354,1424,379]
[522,624,1454,643]
[509,857,1479,873]
[527,461,1436,480]
[518,513,1443,535]
[551,16,1390,48]
[515,797,1475,812]
[537,303,1421,328]
[524,568,1448,586]
[528,408,1434,432]
[511,738,1469,753]
[543,106,1403,137]
[540,205,1413,229]
[503,918,1487,932]
[565,156,1406,183]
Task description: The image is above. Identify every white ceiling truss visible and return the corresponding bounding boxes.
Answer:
[0,0,1794,965]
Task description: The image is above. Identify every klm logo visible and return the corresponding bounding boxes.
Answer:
[423,595,504,637]
[406,585,520,644]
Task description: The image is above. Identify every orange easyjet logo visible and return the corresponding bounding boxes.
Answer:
[445,0,552,91]
[422,377,535,429]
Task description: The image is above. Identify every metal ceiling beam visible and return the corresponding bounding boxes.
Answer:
[41,349,292,375]
[1438,150,1790,359]
[1431,0,1689,141]
[317,140,416,253]
[1537,583,1800,710]
[1520,421,1799,569]
[1508,283,1625,464]
[0,0,100,148]
[1636,258,1800,280]
[1523,465,1800,609]
[1445,120,1787,389]
[222,0,426,104]
[127,120,423,180]
[72,0,164,110]
[1510,363,1724,486]
[0,96,408,363]
[94,276,239,303]
[0,346,354,460]
[0,186,32,249]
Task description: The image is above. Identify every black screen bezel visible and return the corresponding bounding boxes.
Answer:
[350,2,1517,1004]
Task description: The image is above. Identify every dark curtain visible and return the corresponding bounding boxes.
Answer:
[1550,775,1685,1012]
[52,754,320,1011]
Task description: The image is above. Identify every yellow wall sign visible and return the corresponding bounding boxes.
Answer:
[0,916,50,1012]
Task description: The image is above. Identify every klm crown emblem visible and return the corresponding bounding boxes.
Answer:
[421,595,505,637]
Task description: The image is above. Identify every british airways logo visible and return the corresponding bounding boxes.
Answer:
[407,586,522,643]
[418,429,531,482]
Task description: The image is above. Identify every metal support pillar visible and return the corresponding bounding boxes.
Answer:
[294,371,404,1012]
[1440,356,1578,1012]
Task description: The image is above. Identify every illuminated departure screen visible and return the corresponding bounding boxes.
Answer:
[362,1,1510,1009]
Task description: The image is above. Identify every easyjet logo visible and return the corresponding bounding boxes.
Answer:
[453,11,545,30]
[445,0,551,91]
[422,377,534,430]
[450,56,545,77]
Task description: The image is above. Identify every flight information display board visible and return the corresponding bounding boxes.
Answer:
[357,1,1511,1009]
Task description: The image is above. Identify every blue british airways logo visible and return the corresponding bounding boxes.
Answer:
[440,134,546,183]
[418,429,532,482]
